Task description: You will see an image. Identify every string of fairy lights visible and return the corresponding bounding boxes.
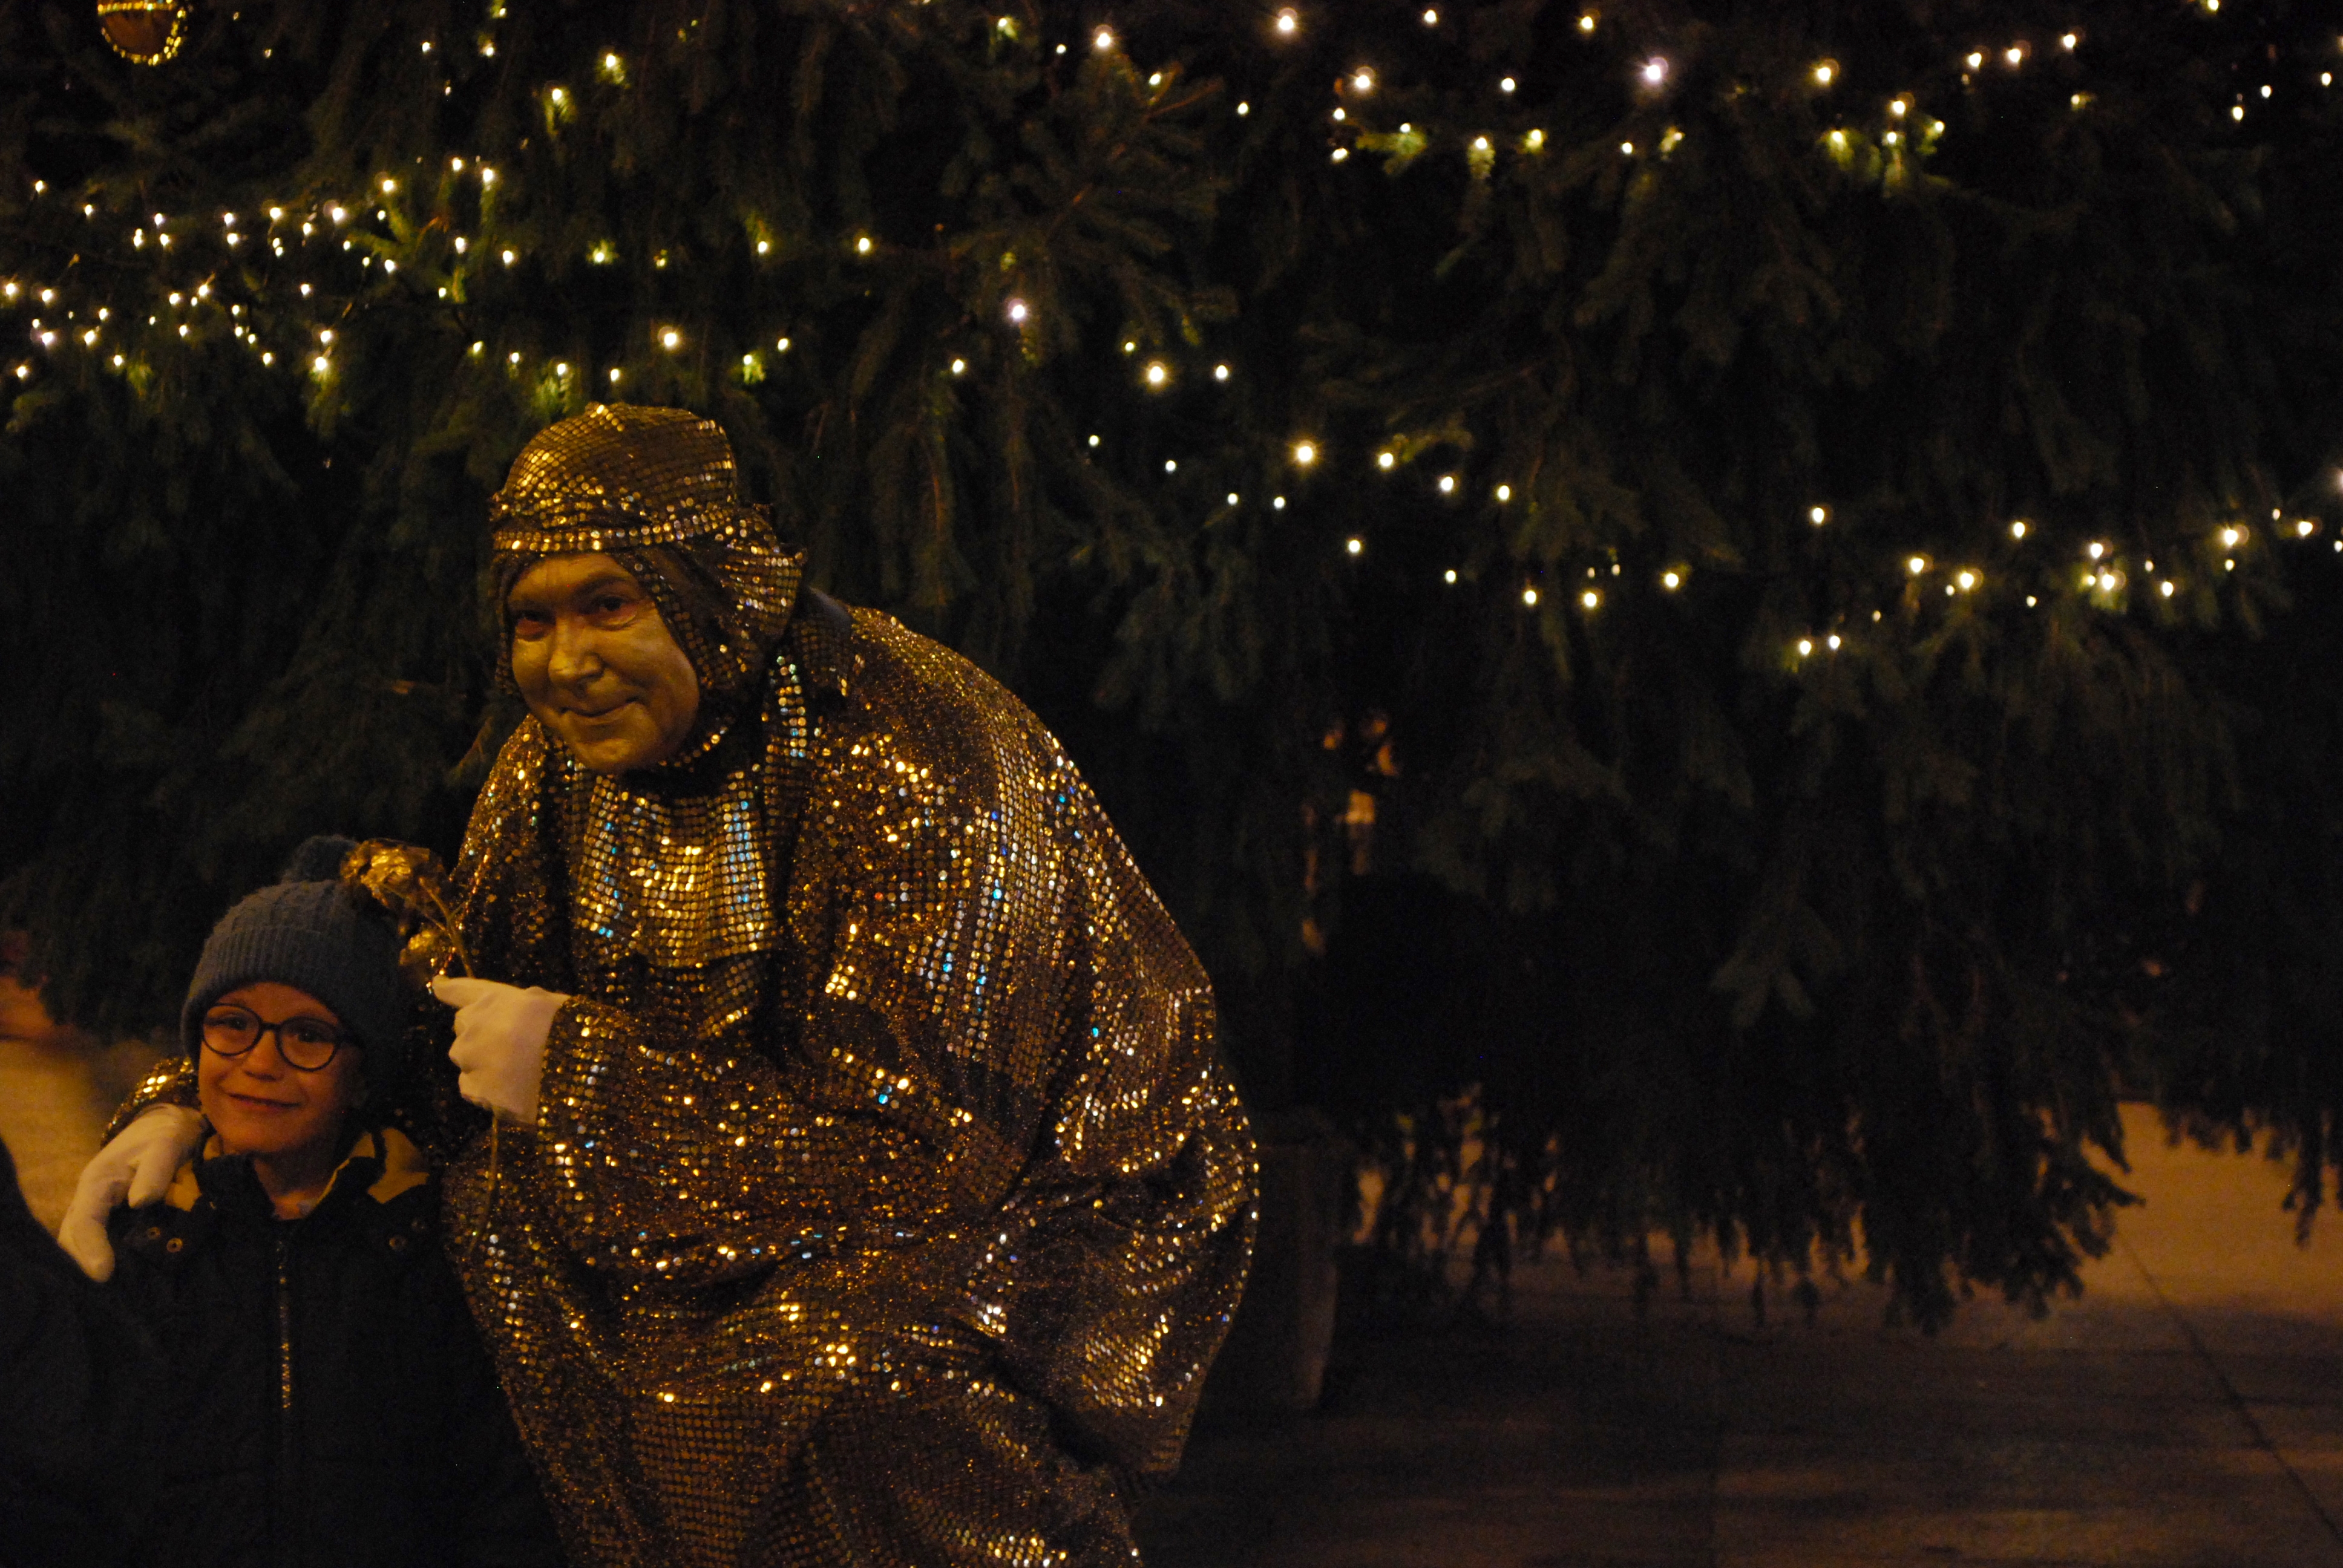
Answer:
[4,0,2340,669]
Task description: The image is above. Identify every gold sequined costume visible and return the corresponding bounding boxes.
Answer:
[115,407,1256,1563]
[445,407,1254,1567]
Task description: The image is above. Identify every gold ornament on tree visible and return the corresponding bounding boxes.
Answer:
[97,0,191,65]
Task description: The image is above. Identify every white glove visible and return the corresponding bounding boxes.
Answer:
[433,976,566,1128]
[56,1103,208,1282]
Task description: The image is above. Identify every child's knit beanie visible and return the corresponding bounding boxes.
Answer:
[180,835,411,1090]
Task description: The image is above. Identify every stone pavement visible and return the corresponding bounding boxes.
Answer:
[7,1019,2340,1567]
[1136,1107,2343,1567]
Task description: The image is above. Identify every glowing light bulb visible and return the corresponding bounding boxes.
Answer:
[1346,537,1363,555]
[1495,485,1512,502]
[1890,98,1908,116]
[855,235,873,255]
[660,328,681,350]
[480,167,496,185]
[1827,635,1842,650]
[2004,46,2024,66]
[1809,505,1827,525]
[2161,580,2176,596]
[776,338,790,352]
[1293,441,1318,466]
[1438,475,1457,494]
[1582,590,1601,610]
[2086,541,2105,559]
[1377,451,1395,471]
[1966,51,1984,70]
[379,176,398,194]
[1444,569,1458,584]
[951,358,966,374]
[1274,8,1298,35]
[1908,555,1928,575]
[1501,76,1516,93]
[501,249,516,265]
[1956,570,1978,590]
[2221,527,2241,547]
[1797,638,1814,656]
[1642,59,1667,85]
[1813,60,1835,86]
[1093,27,1114,51]
[312,354,330,374]
[2010,520,2027,539]
[2298,520,2317,537]
[1213,364,1230,381]
[1006,298,1029,324]
[1144,361,1168,387]
[1352,69,1374,93]
[1421,8,1438,24]
[2061,32,2077,48]
[1662,570,1681,589]
[1578,12,1596,31]
[609,367,622,383]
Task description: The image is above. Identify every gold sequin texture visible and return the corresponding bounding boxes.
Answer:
[444,407,1257,1567]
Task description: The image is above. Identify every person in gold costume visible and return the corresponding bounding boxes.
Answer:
[62,404,1257,1568]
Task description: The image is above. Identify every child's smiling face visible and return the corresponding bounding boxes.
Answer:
[196,981,367,1163]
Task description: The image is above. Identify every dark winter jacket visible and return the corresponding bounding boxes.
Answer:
[104,1124,565,1568]
[0,1134,163,1568]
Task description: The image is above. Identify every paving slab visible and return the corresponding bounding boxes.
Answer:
[1139,1105,2343,1567]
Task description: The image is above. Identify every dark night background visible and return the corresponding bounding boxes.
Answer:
[6,0,2343,1326]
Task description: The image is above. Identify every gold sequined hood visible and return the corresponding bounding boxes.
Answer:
[443,407,1257,1567]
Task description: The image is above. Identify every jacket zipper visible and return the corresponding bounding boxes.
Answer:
[274,1227,297,1568]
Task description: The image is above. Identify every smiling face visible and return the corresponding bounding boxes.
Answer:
[196,981,366,1165]
[506,554,702,775]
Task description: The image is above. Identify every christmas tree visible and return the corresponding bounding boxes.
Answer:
[5,0,2341,1326]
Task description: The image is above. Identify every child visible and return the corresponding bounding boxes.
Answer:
[101,835,565,1567]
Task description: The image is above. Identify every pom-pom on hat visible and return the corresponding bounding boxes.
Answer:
[180,835,410,1090]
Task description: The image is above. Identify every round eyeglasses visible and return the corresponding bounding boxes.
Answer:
[200,1004,349,1072]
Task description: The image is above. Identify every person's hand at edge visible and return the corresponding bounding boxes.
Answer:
[433,977,566,1128]
[54,1105,207,1282]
